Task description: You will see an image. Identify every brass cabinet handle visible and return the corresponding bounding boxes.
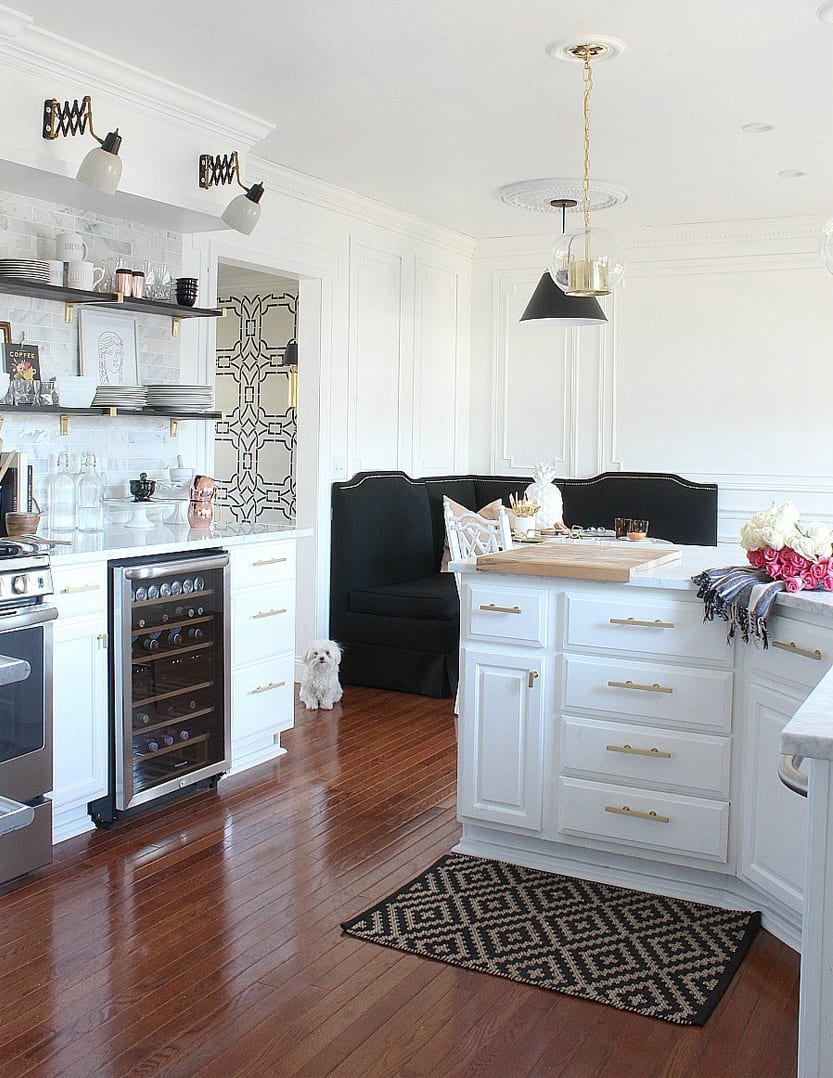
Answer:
[479,603,521,614]
[606,743,672,759]
[61,584,100,594]
[607,679,673,694]
[249,680,286,695]
[773,640,822,661]
[605,804,670,824]
[528,670,539,689]
[253,556,288,567]
[252,608,287,619]
[609,616,674,629]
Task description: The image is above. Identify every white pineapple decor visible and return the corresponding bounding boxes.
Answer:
[524,461,564,529]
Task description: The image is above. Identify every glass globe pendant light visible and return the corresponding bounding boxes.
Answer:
[548,44,624,297]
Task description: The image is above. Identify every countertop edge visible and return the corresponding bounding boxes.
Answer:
[46,525,313,565]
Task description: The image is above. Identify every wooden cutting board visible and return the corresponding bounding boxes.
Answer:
[475,543,682,582]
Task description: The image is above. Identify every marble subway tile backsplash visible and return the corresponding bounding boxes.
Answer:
[0,189,190,509]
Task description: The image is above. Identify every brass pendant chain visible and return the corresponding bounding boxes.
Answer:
[582,46,593,232]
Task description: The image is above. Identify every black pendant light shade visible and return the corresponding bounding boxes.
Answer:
[520,271,607,325]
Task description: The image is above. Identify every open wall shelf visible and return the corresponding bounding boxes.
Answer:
[0,405,222,437]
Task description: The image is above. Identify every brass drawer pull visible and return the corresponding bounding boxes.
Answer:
[61,584,100,594]
[606,743,672,759]
[773,640,822,661]
[609,616,674,629]
[605,804,670,824]
[479,603,522,614]
[252,608,287,619]
[253,557,288,566]
[528,670,539,689]
[249,680,286,695]
[607,679,673,694]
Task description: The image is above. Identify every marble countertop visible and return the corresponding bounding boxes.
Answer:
[450,541,833,621]
[782,667,833,762]
[43,522,312,565]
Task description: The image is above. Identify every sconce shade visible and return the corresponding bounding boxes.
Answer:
[520,271,607,325]
[283,340,298,366]
[221,182,265,235]
[76,130,123,194]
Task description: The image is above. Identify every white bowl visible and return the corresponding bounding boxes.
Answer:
[54,376,96,408]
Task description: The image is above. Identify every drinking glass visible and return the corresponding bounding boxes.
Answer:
[148,263,171,301]
[614,517,632,539]
[626,519,650,540]
[12,379,37,406]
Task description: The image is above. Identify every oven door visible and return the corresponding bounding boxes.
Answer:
[0,605,57,804]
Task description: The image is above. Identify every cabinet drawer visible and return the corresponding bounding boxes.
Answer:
[560,716,731,797]
[232,543,295,591]
[558,776,729,862]
[232,582,294,668]
[564,593,730,664]
[749,614,833,690]
[464,579,548,648]
[232,655,295,742]
[562,653,733,733]
[51,562,107,619]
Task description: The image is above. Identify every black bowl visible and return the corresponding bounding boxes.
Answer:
[129,472,156,501]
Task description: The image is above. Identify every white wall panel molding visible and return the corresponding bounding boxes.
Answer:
[253,159,476,259]
[412,259,460,475]
[347,238,405,474]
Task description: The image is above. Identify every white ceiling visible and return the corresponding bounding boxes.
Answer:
[17,0,833,237]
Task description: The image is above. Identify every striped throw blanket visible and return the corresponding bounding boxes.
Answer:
[691,566,784,647]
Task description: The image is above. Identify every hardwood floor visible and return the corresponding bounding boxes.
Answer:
[0,687,798,1077]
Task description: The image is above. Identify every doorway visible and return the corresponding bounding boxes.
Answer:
[214,264,299,524]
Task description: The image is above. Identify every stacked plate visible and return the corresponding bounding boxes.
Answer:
[0,259,50,283]
[92,385,149,410]
[144,384,215,413]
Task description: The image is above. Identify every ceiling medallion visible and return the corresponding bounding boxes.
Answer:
[497,178,628,215]
[545,36,627,63]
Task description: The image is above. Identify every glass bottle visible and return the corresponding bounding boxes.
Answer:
[75,452,105,532]
[48,451,76,532]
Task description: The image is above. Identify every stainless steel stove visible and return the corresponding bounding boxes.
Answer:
[0,544,56,886]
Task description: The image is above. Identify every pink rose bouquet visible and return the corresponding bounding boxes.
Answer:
[741,501,833,591]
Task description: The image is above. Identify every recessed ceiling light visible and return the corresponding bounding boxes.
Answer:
[818,1,833,23]
[778,170,806,179]
[742,123,774,134]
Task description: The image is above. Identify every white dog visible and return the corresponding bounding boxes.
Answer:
[299,639,343,710]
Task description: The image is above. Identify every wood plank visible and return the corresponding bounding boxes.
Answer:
[476,542,681,581]
[0,687,798,1077]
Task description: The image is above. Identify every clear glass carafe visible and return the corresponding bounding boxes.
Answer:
[48,451,76,533]
[75,452,105,532]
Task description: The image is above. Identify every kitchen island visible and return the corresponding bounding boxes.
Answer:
[451,542,833,955]
[47,522,311,842]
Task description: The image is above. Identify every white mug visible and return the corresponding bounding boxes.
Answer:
[46,260,64,286]
[56,232,88,262]
[66,261,105,292]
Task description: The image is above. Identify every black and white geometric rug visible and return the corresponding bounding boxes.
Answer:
[341,853,760,1025]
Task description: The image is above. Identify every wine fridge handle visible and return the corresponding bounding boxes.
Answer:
[124,553,230,581]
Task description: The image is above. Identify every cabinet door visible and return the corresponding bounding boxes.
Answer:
[51,614,109,820]
[742,681,807,913]
[458,647,545,831]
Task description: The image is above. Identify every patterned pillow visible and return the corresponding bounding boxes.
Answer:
[441,496,505,572]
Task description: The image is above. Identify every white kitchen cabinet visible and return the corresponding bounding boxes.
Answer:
[229,539,297,770]
[458,647,546,831]
[51,610,109,842]
[741,680,808,914]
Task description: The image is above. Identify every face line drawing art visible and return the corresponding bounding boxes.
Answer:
[98,330,125,386]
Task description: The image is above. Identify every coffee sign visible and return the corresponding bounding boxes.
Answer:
[3,343,41,381]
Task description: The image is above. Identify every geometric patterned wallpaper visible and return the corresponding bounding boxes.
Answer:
[215,280,298,523]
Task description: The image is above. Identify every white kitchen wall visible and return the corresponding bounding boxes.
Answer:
[0,190,190,507]
[471,218,831,543]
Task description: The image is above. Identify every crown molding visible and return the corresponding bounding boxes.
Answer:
[0,5,274,148]
[473,216,828,262]
[250,157,477,259]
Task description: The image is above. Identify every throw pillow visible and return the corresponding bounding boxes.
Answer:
[441,496,505,572]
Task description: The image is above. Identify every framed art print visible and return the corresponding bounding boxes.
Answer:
[78,308,139,386]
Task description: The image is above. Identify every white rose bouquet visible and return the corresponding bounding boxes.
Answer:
[741,501,833,592]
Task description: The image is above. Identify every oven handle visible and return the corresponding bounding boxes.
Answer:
[0,655,31,687]
[0,605,58,632]
[0,796,34,838]
[124,553,230,580]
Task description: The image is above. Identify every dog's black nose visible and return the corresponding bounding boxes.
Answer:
[318,656,326,662]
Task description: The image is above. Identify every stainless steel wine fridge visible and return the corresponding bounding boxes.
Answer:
[89,551,231,827]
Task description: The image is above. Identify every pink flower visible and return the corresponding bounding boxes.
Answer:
[747,550,765,568]
[823,578,833,591]
[785,575,805,593]
[762,547,779,563]
[811,563,827,584]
